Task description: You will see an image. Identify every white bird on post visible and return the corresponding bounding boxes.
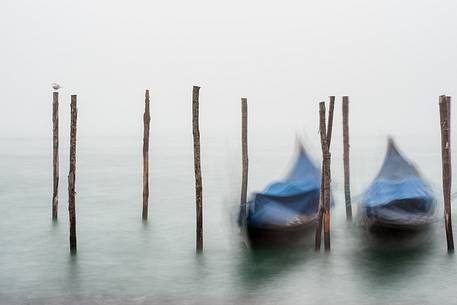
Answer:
[52,83,62,91]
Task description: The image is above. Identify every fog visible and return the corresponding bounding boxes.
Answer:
[1,0,457,146]
[2,3,457,303]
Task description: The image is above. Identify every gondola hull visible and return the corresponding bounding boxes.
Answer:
[362,210,435,233]
[246,216,317,248]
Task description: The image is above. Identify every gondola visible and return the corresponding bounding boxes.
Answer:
[240,144,324,247]
[360,138,436,233]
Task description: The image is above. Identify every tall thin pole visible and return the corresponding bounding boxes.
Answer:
[342,96,352,221]
[323,97,334,251]
[315,98,334,251]
[192,86,203,252]
[142,90,151,220]
[326,96,335,148]
[315,102,327,251]
[240,97,248,223]
[447,96,451,180]
[440,95,454,251]
[52,91,59,220]
[68,95,78,254]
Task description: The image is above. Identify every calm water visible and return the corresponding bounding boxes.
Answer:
[1,134,456,304]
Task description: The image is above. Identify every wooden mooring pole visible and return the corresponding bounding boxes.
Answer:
[439,95,454,252]
[447,96,451,175]
[315,97,334,251]
[326,96,335,148]
[192,86,203,252]
[342,96,352,221]
[142,90,151,220]
[52,91,59,220]
[240,98,248,223]
[68,95,78,254]
[323,97,334,251]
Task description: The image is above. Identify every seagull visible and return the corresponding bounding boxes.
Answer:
[51,83,62,90]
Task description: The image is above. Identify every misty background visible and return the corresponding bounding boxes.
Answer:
[1,0,457,193]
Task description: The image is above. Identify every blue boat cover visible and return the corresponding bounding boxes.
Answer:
[361,138,436,223]
[245,145,323,229]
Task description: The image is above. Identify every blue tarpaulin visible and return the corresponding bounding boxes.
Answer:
[245,146,322,229]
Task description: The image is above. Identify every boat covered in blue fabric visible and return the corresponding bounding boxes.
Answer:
[360,138,436,232]
[240,144,324,246]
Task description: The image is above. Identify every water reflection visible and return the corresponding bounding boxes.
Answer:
[237,243,312,291]
[2,137,457,304]
[352,224,435,287]
[66,254,82,295]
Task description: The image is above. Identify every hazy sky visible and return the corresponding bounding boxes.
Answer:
[1,0,457,142]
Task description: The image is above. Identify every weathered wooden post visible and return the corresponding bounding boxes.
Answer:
[323,97,334,251]
[142,90,151,220]
[315,97,334,251]
[326,96,335,148]
[52,91,59,220]
[315,102,328,251]
[68,95,78,254]
[342,96,352,221]
[192,86,203,252]
[315,178,325,249]
[240,97,248,224]
[447,96,451,172]
[439,95,454,251]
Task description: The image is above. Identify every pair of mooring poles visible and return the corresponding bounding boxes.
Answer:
[314,96,353,251]
[186,86,249,252]
[140,87,206,251]
[51,92,77,254]
[315,97,335,251]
